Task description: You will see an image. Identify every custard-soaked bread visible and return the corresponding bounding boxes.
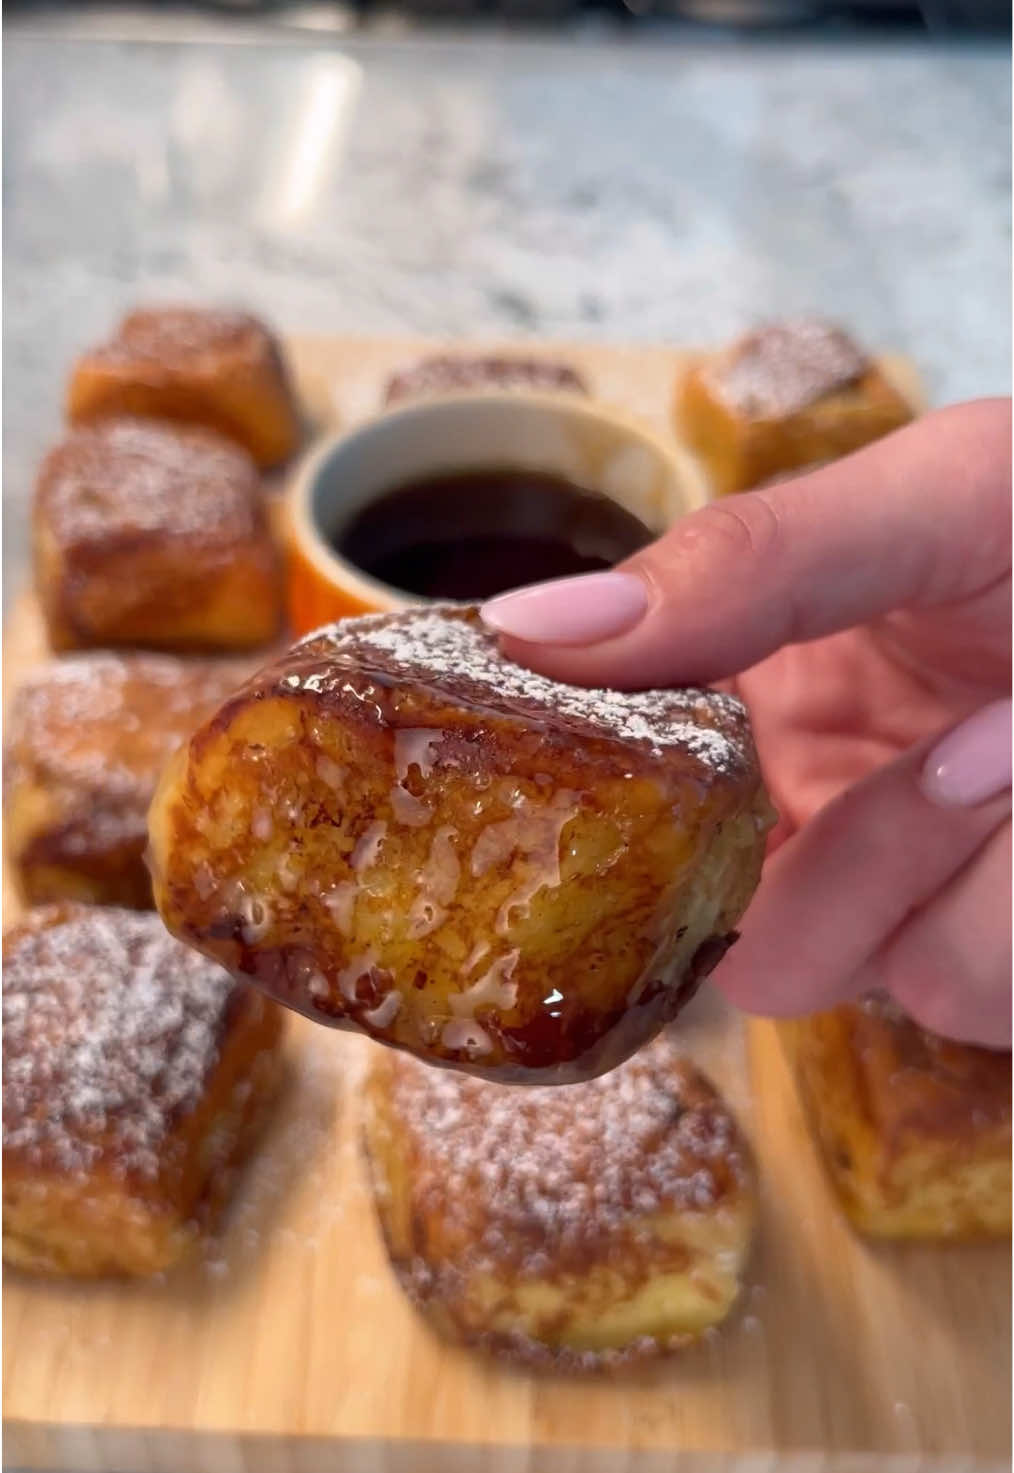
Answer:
[781,998,1011,1240]
[674,320,913,496]
[149,605,772,1082]
[66,306,300,467]
[363,1035,755,1366]
[384,353,588,406]
[3,905,286,1277]
[5,652,254,909]
[33,417,282,652]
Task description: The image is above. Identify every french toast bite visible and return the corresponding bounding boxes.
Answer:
[149,604,772,1082]
[781,997,1011,1240]
[33,417,282,652]
[66,306,300,467]
[362,1034,756,1367]
[674,320,913,495]
[2,904,286,1277]
[384,353,588,406]
[4,651,254,908]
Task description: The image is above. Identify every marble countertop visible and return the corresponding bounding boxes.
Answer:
[4,21,1010,598]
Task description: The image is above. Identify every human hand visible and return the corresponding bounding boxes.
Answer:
[481,399,1012,1046]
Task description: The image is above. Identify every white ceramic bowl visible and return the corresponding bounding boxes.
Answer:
[286,391,707,634]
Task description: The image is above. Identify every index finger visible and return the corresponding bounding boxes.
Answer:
[483,398,1011,689]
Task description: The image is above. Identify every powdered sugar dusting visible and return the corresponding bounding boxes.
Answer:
[3,907,243,1180]
[376,1033,750,1282]
[709,319,868,419]
[96,306,270,366]
[384,353,588,406]
[36,417,261,546]
[291,605,749,775]
[5,652,253,855]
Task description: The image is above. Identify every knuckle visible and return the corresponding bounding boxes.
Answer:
[704,492,787,562]
[641,491,786,585]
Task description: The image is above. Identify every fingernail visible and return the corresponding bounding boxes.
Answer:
[921,700,1013,808]
[480,571,648,646]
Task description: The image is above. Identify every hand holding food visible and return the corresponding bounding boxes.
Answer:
[149,604,772,1081]
[483,399,1012,1046]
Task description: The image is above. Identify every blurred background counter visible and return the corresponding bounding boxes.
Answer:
[3,11,1010,594]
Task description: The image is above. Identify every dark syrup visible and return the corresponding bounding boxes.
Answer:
[335,467,652,601]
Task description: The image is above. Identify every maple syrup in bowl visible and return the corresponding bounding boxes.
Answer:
[334,466,652,603]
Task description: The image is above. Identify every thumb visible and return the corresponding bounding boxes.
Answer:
[481,398,1011,688]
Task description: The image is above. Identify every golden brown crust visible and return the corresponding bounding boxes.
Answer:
[384,354,588,406]
[2,904,286,1276]
[149,604,773,1082]
[674,320,914,496]
[4,652,257,908]
[33,417,282,652]
[781,998,1011,1240]
[362,1034,755,1366]
[66,306,301,467]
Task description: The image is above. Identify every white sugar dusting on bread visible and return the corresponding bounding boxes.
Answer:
[709,319,867,419]
[381,1034,749,1279]
[5,652,253,847]
[37,418,260,545]
[290,605,748,773]
[3,908,242,1180]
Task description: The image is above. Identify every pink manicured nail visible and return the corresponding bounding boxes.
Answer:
[921,700,1013,808]
[480,571,648,646]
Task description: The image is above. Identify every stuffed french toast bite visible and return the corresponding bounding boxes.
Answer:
[781,997,1011,1240]
[363,1033,756,1367]
[5,651,255,909]
[384,352,588,406]
[66,306,301,468]
[33,417,282,653]
[149,604,772,1082]
[3,904,286,1277]
[675,319,913,496]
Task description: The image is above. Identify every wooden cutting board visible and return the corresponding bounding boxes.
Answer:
[3,336,1009,1473]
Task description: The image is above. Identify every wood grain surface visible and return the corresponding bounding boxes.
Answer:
[3,336,1008,1473]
